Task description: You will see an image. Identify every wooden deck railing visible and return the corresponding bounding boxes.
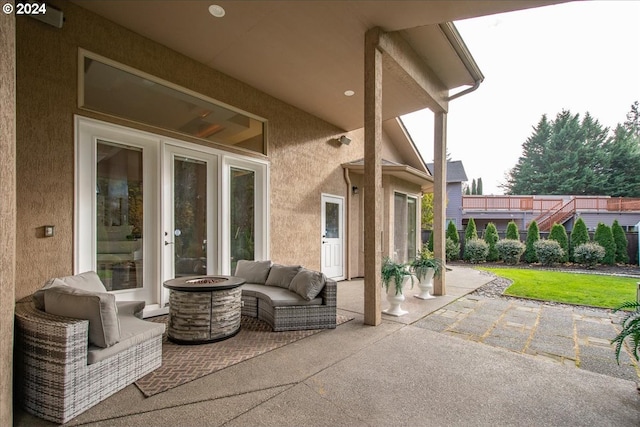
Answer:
[463,196,640,212]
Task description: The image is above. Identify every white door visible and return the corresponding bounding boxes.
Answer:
[321,194,344,280]
[162,145,218,304]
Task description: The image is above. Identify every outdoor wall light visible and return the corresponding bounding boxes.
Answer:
[338,135,351,145]
[352,186,359,195]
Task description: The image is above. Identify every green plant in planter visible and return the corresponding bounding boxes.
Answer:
[381,257,414,296]
[611,301,640,364]
[410,249,443,281]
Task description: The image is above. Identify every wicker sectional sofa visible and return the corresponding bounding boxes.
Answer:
[14,272,165,424]
[235,260,337,332]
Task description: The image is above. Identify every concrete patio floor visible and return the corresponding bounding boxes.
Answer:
[14,266,640,426]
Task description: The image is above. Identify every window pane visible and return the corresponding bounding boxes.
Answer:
[82,56,266,154]
[394,193,408,263]
[407,197,417,261]
[96,141,143,291]
[230,167,255,273]
[325,202,340,238]
[174,157,207,277]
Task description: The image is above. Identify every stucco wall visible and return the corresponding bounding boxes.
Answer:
[15,1,367,299]
[1,5,16,424]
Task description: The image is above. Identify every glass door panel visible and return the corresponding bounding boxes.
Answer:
[173,156,208,277]
[96,141,144,291]
[230,167,255,273]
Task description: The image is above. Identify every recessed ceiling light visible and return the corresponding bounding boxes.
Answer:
[209,4,225,18]
[344,90,355,97]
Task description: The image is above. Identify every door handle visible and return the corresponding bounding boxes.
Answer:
[164,241,174,246]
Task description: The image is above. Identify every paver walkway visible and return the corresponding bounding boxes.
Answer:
[414,294,640,383]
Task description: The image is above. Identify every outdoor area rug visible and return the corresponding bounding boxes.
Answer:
[135,314,353,397]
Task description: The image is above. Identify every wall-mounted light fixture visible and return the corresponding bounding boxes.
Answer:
[352,186,359,195]
[338,135,351,145]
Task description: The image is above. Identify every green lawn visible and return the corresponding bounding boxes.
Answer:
[479,268,638,309]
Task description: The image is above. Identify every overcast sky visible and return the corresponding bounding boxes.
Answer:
[402,0,640,195]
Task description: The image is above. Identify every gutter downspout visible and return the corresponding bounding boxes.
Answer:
[439,22,484,102]
[343,167,352,280]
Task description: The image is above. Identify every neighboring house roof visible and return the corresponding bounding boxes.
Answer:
[426,160,468,183]
[73,1,557,132]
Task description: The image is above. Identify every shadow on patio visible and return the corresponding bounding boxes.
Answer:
[14,266,640,426]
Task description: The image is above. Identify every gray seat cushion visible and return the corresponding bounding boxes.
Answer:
[289,268,325,300]
[88,313,165,364]
[235,260,272,285]
[242,283,322,307]
[265,264,301,289]
[43,281,121,348]
[33,271,107,310]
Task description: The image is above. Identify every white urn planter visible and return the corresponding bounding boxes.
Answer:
[383,276,411,317]
[414,268,436,300]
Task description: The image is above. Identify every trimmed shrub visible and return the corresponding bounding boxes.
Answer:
[484,223,499,262]
[506,221,519,240]
[548,223,569,263]
[445,237,460,262]
[594,222,616,265]
[534,239,565,267]
[465,218,478,242]
[464,238,488,264]
[446,221,459,245]
[523,221,540,263]
[496,239,525,265]
[570,217,589,261]
[573,242,605,269]
[612,219,629,264]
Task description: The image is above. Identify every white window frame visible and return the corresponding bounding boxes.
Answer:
[75,116,270,301]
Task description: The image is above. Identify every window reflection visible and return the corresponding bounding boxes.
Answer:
[96,141,143,291]
[230,167,255,273]
[82,55,266,154]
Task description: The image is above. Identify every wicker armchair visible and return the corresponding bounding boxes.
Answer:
[14,299,164,424]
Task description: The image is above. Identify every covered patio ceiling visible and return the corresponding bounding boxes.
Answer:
[72,0,562,131]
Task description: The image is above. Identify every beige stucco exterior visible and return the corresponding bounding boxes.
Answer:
[14,1,424,300]
[1,4,16,425]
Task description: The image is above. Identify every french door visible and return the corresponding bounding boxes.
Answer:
[162,145,218,303]
[76,117,268,316]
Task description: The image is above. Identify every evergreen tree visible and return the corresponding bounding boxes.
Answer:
[465,218,478,242]
[446,220,459,245]
[503,115,551,194]
[484,223,499,262]
[471,179,477,195]
[548,223,569,263]
[593,222,616,265]
[523,221,540,263]
[506,221,519,240]
[570,217,590,261]
[477,178,483,195]
[503,107,640,197]
[624,100,640,137]
[445,221,460,260]
[464,186,471,196]
[602,124,640,197]
[612,219,629,264]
